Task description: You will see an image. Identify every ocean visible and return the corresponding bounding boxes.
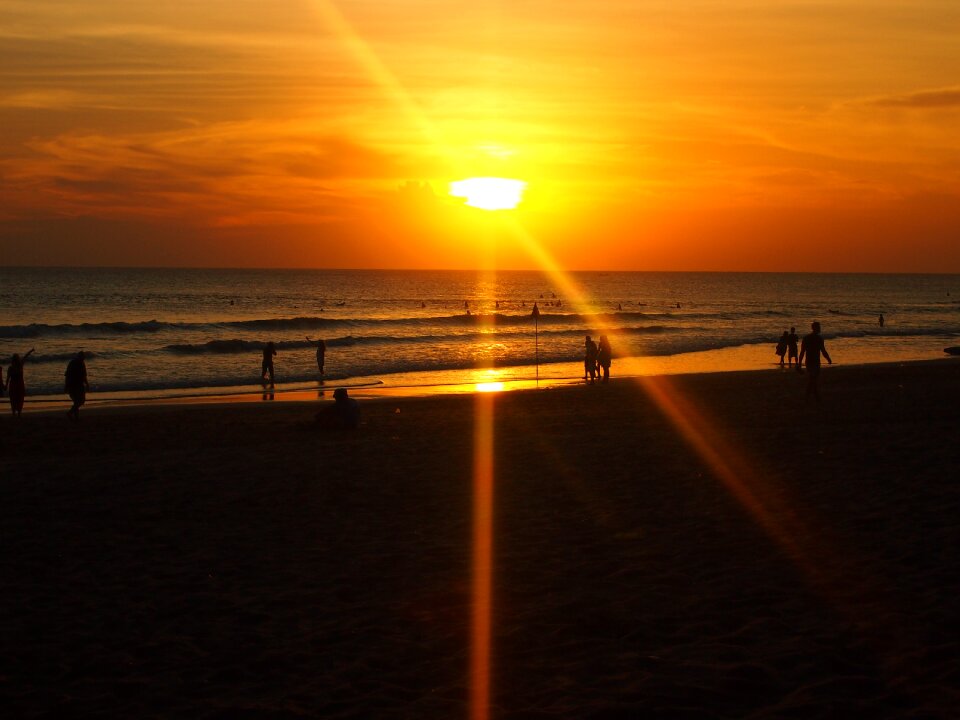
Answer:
[1,268,958,403]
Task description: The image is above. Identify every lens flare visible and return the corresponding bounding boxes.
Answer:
[451,177,526,211]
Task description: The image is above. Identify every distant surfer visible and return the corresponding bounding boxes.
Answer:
[261,342,277,385]
[4,348,35,418]
[798,321,832,401]
[65,351,89,421]
[307,337,326,375]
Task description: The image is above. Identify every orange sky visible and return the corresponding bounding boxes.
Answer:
[1,0,959,271]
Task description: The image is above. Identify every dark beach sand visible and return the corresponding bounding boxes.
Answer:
[2,361,960,718]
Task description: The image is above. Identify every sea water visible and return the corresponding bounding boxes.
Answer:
[1,268,958,402]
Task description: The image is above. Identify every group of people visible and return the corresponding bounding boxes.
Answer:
[583,335,612,384]
[259,337,326,385]
[777,321,833,400]
[2,349,89,420]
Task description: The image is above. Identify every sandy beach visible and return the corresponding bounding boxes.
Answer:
[2,360,960,718]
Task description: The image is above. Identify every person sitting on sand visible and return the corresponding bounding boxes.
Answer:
[584,335,598,383]
[775,331,788,366]
[307,336,326,375]
[5,348,35,417]
[65,351,90,421]
[798,321,832,401]
[261,342,277,385]
[597,335,612,383]
[316,387,360,429]
[787,327,799,368]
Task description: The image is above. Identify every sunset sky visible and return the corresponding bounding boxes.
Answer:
[2,0,959,271]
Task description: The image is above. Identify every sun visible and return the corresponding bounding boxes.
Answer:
[450,177,527,211]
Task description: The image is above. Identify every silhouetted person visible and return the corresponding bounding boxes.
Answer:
[316,387,360,429]
[307,336,326,374]
[798,321,832,401]
[879,313,885,327]
[775,331,788,366]
[787,327,799,367]
[597,335,612,383]
[64,351,89,421]
[261,342,277,384]
[5,348,35,417]
[617,303,622,311]
[584,335,598,383]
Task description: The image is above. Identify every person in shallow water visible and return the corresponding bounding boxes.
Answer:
[65,351,90,421]
[307,337,326,375]
[5,348,35,417]
[261,342,277,384]
[775,331,788,366]
[597,335,612,383]
[584,335,598,383]
[786,327,799,368]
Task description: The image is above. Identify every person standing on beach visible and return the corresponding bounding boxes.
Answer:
[597,335,612,383]
[261,342,277,385]
[307,337,326,375]
[798,321,832,401]
[786,327,799,368]
[879,313,885,328]
[584,335,598,383]
[775,331,788,366]
[5,348,35,417]
[65,351,89,421]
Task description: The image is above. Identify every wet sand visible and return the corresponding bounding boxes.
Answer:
[2,361,959,718]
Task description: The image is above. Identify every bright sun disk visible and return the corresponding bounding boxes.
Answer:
[450,177,526,211]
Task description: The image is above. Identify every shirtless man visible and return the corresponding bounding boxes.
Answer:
[797,321,832,401]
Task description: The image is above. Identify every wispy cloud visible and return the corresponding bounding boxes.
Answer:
[869,87,960,109]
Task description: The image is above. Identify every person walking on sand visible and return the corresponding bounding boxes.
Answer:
[775,331,788,366]
[786,327,799,368]
[584,335,598,383]
[261,341,277,384]
[307,336,326,375]
[798,321,832,401]
[5,348,35,417]
[597,335,612,383]
[65,351,89,421]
